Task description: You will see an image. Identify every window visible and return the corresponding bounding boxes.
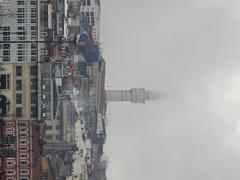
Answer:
[20,127,28,133]
[31,92,37,104]
[56,135,61,140]
[46,125,52,130]
[2,32,10,36]
[18,44,25,49]
[16,107,22,117]
[18,56,24,61]
[17,1,25,5]
[16,94,22,104]
[17,8,25,13]
[18,26,25,31]
[30,66,37,76]
[20,133,28,138]
[30,18,36,23]
[17,36,25,40]
[17,19,25,23]
[20,131,28,136]
[16,80,22,90]
[17,13,24,18]
[87,0,91,6]
[31,8,36,12]
[3,26,10,31]
[20,160,29,166]
[16,66,22,76]
[6,169,15,175]
[91,12,95,24]
[31,56,37,61]
[30,1,36,5]
[20,169,29,175]
[3,50,10,56]
[45,135,53,140]
[3,36,10,41]
[81,12,84,17]
[30,79,37,89]
[0,74,10,89]
[3,44,10,49]
[6,128,14,135]
[20,139,28,145]
[31,13,36,19]
[42,173,48,180]
[31,26,36,31]
[20,153,29,159]
[31,31,36,36]
[56,125,61,130]
[18,50,24,56]
[31,43,36,49]
[81,0,86,6]
[8,146,15,151]
[31,50,36,55]
[19,122,28,126]
[3,56,10,61]
[31,106,37,118]
[18,31,25,35]
[20,146,28,152]
[6,160,15,166]
[7,177,15,180]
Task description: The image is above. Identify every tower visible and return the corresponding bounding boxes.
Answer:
[106,88,161,104]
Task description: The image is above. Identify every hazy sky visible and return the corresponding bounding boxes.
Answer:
[101,0,240,180]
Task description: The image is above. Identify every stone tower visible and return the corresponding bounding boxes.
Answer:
[106,88,161,104]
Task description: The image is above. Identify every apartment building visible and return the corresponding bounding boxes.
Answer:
[0,0,39,63]
[0,62,41,180]
[0,1,44,179]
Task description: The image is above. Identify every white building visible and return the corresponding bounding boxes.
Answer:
[0,0,46,63]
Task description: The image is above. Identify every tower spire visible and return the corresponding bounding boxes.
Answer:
[106,88,162,104]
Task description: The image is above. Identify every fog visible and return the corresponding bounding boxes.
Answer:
[101,0,240,179]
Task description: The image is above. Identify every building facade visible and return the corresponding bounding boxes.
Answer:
[0,68,42,180]
[0,0,39,63]
[0,44,41,180]
[0,63,38,120]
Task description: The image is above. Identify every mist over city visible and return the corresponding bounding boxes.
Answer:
[1,0,240,180]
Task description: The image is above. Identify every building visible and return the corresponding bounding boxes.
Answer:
[67,0,101,41]
[0,63,38,120]
[106,88,162,104]
[0,61,42,180]
[0,117,42,180]
[0,0,43,173]
[0,0,41,63]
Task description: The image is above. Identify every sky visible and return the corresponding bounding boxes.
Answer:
[101,0,240,180]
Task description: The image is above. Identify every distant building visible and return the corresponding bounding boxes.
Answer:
[106,88,161,104]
